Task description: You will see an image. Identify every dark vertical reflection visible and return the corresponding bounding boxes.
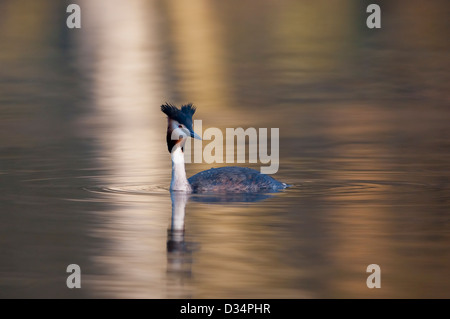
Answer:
[0,0,109,298]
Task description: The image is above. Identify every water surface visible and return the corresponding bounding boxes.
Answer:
[0,0,449,298]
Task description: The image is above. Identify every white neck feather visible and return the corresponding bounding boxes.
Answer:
[170,147,192,192]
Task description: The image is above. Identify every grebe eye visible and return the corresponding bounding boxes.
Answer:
[178,125,182,128]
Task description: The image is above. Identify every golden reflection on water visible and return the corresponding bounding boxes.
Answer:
[74,0,175,298]
[166,0,234,111]
[270,0,354,82]
[0,0,449,298]
[73,0,449,298]
[76,0,166,183]
[188,203,312,298]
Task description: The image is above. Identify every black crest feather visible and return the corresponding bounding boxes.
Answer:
[161,102,196,129]
[181,103,196,117]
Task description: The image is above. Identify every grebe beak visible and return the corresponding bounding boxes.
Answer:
[191,130,202,140]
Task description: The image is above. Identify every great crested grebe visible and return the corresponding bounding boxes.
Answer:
[161,103,288,193]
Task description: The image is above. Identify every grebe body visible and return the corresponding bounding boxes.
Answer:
[189,166,286,193]
[161,103,287,193]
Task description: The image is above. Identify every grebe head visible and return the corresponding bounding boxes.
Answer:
[161,103,201,153]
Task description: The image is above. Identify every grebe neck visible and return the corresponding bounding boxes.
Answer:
[170,147,192,192]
